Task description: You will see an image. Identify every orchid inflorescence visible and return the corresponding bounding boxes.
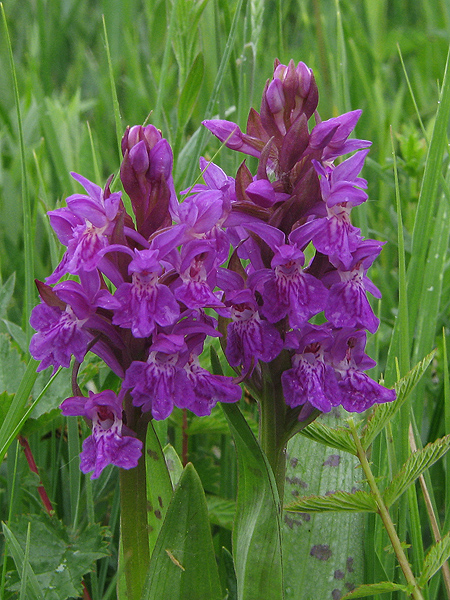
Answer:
[30,59,395,479]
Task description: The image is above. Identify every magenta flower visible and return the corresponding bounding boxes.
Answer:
[60,390,143,479]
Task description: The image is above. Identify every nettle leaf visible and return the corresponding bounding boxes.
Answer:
[0,333,27,394]
[2,522,45,600]
[383,434,450,507]
[285,490,377,514]
[299,420,357,455]
[0,272,16,320]
[418,531,450,586]
[4,514,109,600]
[341,581,409,598]
[361,350,435,450]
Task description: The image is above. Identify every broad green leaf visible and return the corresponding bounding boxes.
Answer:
[0,333,26,393]
[4,515,109,600]
[177,52,204,126]
[341,581,409,598]
[285,490,377,514]
[145,421,174,555]
[360,350,435,450]
[383,435,450,507]
[163,443,183,488]
[418,531,450,586]
[206,495,235,530]
[221,546,238,600]
[283,409,364,600]
[2,522,45,600]
[141,463,222,600]
[221,402,283,600]
[299,420,357,455]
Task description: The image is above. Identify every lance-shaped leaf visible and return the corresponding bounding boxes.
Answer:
[221,402,284,600]
[341,581,410,598]
[418,531,450,586]
[141,463,222,600]
[383,434,450,507]
[299,420,357,455]
[360,350,435,450]
[145,421,174,555]
[163,443,183,488]
[285,490,377,514]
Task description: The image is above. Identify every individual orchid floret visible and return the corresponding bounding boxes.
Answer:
[120,124,176,234]
[112,248,180,338]
[224,287,283,376]
[174,240,225,309]
[309,110,371,163]
[328,329,396,412]
[281,325,341,413]
[289,202,362,269]
[47,173,122,284]
[248,239,328,329]
[122,334,191,420]
[323,240,384,334]
[176,353,242,416]
[30,277,125,377]
[201,119,265,158]
[60,390,143,479]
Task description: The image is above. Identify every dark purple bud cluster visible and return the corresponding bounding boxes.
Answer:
[30,59,395,478]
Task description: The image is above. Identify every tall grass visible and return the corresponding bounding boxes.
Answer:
[1,1,449,599]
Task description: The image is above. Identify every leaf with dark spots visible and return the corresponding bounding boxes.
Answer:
[310,544,332,561]
[324,455,341,467]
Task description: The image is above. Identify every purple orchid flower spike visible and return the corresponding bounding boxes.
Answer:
[60,390,143,479]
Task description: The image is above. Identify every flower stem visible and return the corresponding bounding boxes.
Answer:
[349,420,425,600]
[259,372,287,500]
[120,450,150,600]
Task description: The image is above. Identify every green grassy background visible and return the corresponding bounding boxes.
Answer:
[1,1,450,598]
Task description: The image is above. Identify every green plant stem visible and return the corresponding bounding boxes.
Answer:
[349,419,425,600]
[120,451,150,600]
[259,372,287,500]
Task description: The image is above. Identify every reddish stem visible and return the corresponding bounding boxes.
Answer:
[18,435,54,516]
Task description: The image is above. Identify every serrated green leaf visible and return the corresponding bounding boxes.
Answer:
[285,490,377,514]
[2,522,45,600]
[221,402,283,600]
[299,420,357,455]
[361,350,435,450]
[383,434,450,507]
[141,463,222,600]
[341,581,409,598]
[177,52,204,125]
[0,333,26,394]
[2,319,27,353]
[4,515,109,600]
[418,530,450,586]
[0,272,16,320]
[206,495,235,530]
[145,422,174,556]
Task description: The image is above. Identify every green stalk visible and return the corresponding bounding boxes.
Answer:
[349,420,425,600]
[120,451,150,600]
[259,368,287,500]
